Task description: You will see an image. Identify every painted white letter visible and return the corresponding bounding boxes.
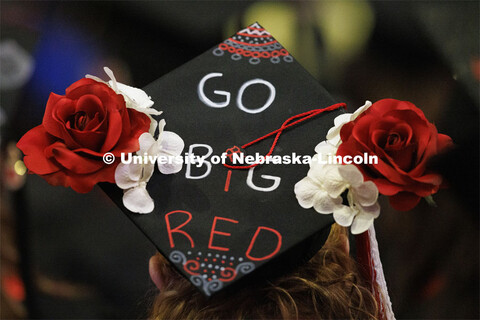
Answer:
[186,144,213,179]
[198,73,230,108]
[246,167,281,192]
[237,79,276,114]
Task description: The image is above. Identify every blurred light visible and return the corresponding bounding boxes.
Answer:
[238,2,321,76]
[14,160,26,176]
[472,57,480,81]
[2,274,26,302]
[0,40,34,90]
[27,18,102,123]
[315,0,375,78]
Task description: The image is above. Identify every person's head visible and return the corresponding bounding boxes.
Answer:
[148,223,378,319]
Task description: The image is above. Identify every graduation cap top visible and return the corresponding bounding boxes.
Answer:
[108,22,347,296]
[17,23,346,297]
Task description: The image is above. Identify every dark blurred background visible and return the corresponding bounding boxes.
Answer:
[1,1,478,319]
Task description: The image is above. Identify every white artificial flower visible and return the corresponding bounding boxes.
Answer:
[115,132,157,214]
[331,165,380,234]
[326,101,372,146]
[294,172,343,214]
[155,119,185,175]
[314,140,338,162]
[294,143,380,234]
[86,67,162,135]
[115,120,184,214]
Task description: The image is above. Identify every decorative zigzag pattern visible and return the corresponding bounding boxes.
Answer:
[213,23,293,65]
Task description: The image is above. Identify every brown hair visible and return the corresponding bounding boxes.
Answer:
[150,224,378,319]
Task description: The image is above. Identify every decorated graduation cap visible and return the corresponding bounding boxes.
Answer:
[104,22,345,296]
[17,22,452,318]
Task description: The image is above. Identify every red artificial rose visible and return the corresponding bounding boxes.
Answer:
[17,78,150,193]
[337,99,453,211]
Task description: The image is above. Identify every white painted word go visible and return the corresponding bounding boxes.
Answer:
[197,72,276,114]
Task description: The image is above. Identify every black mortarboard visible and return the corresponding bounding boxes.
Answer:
[102,22,344,297]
